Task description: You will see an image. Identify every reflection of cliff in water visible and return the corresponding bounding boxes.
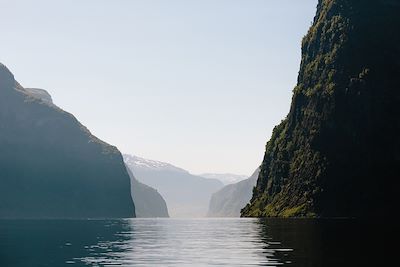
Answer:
[256,218,388,267]
[0,219,133,267]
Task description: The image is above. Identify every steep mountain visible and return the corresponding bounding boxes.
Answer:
[200,173,247,185]
[124,154,224,217]
[126,167,169,218]
[242,0,400,218]
[207,168,260,217]
[0,63,135,218]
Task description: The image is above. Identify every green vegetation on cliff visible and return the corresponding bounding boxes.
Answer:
[242,0,400,217]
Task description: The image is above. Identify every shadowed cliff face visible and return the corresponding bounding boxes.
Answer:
[0,63,135,218]
[242,0,400,217]
[126,167,169,218]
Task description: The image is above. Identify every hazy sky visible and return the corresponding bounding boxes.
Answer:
[0,0,317,176]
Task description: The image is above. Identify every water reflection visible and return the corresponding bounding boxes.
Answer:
[0,220,133,267]
[79,218,276,266]
[256,218,388,267]
[0,218,388,266]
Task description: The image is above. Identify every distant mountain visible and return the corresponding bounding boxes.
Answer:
[200,173,248,185]
[207,168,260,217]
[124,154,224,217]
[125,154,188,173]
[126,167,169,218]
[0,63,135,218]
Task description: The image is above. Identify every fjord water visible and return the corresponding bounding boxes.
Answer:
[0,218,386,266]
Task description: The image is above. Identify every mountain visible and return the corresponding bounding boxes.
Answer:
[126,167,169,218]
[242,0,400,218]
[124,154,188,174]
[200,173,247,185]
[207,168,260,217]
[124,154,224,217]
[0,63,135,218]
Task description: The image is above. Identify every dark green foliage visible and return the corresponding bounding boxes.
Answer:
[0,63,135,218]
[242,0,400,217]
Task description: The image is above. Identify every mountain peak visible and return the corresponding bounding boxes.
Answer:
[0,62,15,89]
[123,154,188,174]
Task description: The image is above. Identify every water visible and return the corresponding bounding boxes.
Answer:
[0,218,388,266]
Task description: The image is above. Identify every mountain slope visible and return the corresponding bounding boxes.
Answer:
[126,167,169,218]
[242,0,400,217]
[124,154,224,217]
[207,168,260,217]
[0,63,135,218]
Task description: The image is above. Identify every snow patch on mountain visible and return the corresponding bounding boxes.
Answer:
[123,154,188,174]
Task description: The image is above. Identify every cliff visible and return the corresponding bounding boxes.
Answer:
[242,0,400,217]
[0,63,135,218]
[126,167,169,218]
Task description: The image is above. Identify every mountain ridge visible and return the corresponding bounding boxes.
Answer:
[124,154,188,174]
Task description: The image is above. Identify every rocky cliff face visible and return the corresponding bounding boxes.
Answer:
[207,168,259,217]
[0,63,135,218]
[126,167,169,218]
[242,0,400,217]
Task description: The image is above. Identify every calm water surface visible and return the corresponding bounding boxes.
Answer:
[0,218,388,266]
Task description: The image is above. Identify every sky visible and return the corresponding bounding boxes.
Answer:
[0,0,317,176]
